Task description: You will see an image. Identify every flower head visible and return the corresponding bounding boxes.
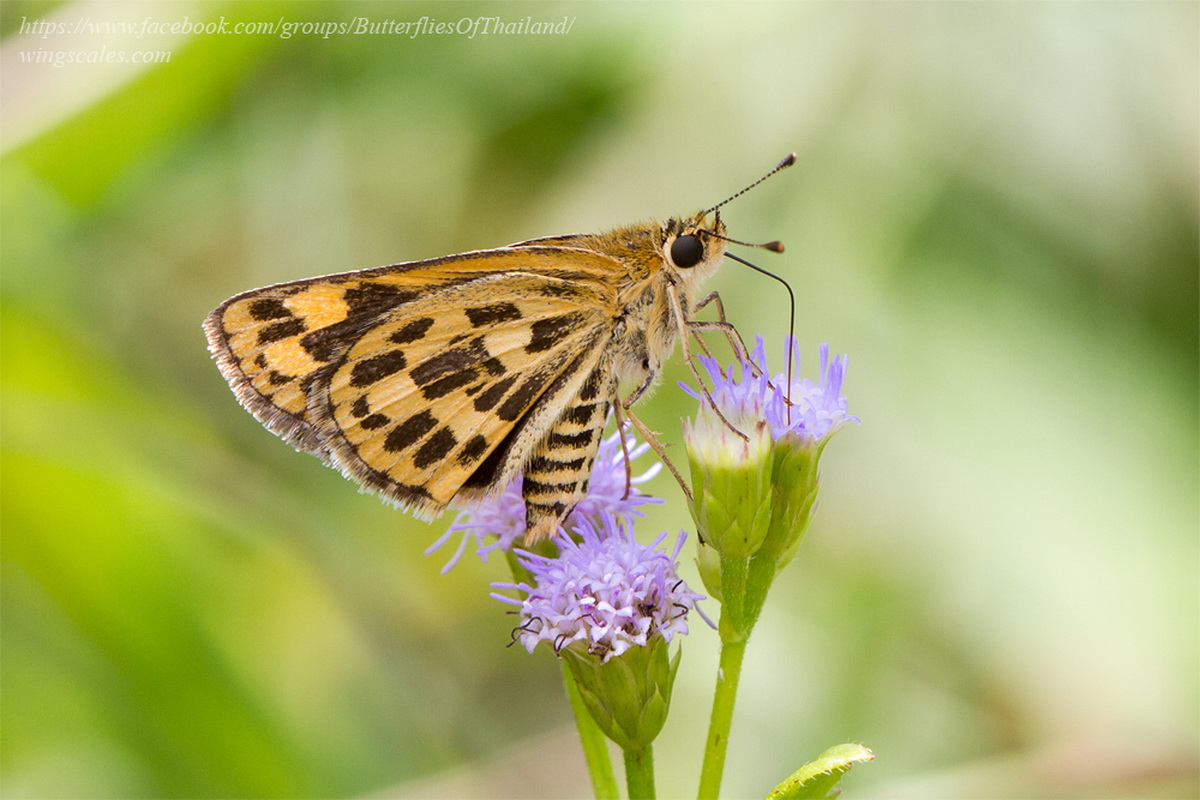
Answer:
[427,427,662,571]
[491,514,703,663]
[681,337,856,634]
[682,337,855,446]
[491,515,699,750]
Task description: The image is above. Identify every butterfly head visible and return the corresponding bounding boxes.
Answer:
[662,211,729,288]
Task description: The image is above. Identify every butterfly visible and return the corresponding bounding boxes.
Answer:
[203,153,795,541]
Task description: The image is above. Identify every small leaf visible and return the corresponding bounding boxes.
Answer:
[765,743,874,799]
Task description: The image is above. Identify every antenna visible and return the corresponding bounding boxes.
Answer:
[702,152,797,216]
[704,229,786,253]
[700,152,800,423]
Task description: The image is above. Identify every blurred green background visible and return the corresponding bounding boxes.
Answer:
[2,1,1196,798]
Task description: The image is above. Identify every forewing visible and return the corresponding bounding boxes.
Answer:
[203,246,618,456]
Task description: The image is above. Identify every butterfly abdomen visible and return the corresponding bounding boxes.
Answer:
[522,367,618,541]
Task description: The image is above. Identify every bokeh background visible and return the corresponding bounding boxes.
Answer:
[2,1,1196,798]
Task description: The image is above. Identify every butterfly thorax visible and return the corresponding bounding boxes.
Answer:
[560,213,729,392]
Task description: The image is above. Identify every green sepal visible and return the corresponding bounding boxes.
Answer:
[717,552,749,631]
[716,551,779,638]
[764,743,875,799]
[695,539,723,602]
[740,553,778,635]
[560,638,681,752]
[760,434,822,567]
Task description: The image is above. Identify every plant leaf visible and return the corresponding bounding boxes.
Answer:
[765,743,874,799]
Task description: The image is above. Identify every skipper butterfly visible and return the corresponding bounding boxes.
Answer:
[204,154,795,540]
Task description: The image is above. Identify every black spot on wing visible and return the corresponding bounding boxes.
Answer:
[473,376,517,412]
[526,499,568,517]
[344,282,418,317]
[420,369,479,400]
[300,318,369,362]
[461,435,509,492]
[465,303,522,327]
[410,337,489,387]
[350,350,407,388]
[523,477,576,497]
[563,403,600,426]
[549,430,593,448]
[528,455,587,473]
[257,318,306,345]
[360,413,390,430]
[249,298,293,321]
[414,426,457,469]
[389,318,435,345]
[526,313,585,354]
[351,397,371,418]
[394,483,434,502]
[497,373,546,422]
[579,371,604,402]
[457,434,489,466]
[384,410,437,452]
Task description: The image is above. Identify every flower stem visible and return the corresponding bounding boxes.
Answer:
[562,663,619,800]
[697,622,748,800]
[623,744,656,800]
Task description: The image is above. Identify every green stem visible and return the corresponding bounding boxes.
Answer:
[623,744,656,800]
[697,623,748,800]
[562,663,619,800]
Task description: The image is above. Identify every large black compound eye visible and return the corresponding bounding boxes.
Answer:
[670,234,705,268]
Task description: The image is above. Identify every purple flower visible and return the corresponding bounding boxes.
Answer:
[682,337,858,606]
[491,514,704,663]
[682,337,856,444]
[426,427,663,572]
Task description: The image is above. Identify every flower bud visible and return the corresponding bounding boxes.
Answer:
[683,415,774,559]
[680,339,856,636]
[561,635,681,751]
[491,517,703,748]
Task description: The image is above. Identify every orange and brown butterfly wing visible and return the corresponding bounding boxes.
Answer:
[204,247,622,523]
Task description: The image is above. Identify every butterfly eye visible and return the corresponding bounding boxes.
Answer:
[670,234,705,268]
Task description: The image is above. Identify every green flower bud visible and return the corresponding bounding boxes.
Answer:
[760,431,823,569]
[683,415,774,558]
[561,637,681,751]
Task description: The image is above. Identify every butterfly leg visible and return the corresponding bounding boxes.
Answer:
[691,291,752,366]
[611,402,634,500]
[666,288,750,443]
[613,369,684,498]
[620,403,693,505]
